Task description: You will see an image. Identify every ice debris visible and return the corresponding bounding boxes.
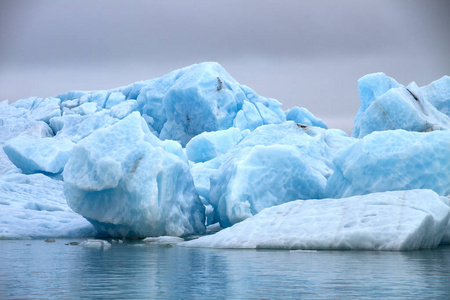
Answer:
[205,122,355,227]
[353,73,450,138]
[285,106,328,129]
[79,239,111,249]
[185,127,247,163]
[181,190,450,250]
[63,112,205,238]
[327,129,450,198]
[4,137,74,174]
[143,236,184,245]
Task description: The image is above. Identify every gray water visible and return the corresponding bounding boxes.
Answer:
[1,239,450,299]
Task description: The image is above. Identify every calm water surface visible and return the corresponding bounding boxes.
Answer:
[1,239,450,299]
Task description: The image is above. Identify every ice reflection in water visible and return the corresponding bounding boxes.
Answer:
[1,240,450,299]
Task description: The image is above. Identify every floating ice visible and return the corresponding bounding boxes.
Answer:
[104,91,126,109]
[157,63,285,145]
[420,76,450,117]
[143,236,184,245]
[0,117,54,174]
[109,100,138,119]
[181,190,450,250]
[79,239,111,248]
[1,100,27,119]
[352,73,450,138]
[0,63,449,246]
[64,102,98,116]
[285,106,328,129]
[4,137,74,174]
[63,112,205,238]
[327,130,450,198]
[0,173,95,239]
[50,114,117,143]
[185,127,246,163]
[26,97,62,124]
[50,62,286,146]
[207,122,355,227]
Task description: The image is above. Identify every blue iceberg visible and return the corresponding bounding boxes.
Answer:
[63,112,205,238]
[0,62,449,250]
[182,190,450,250]
[353,73,450,138]
[327,129,450,198]
[203,122,355,227]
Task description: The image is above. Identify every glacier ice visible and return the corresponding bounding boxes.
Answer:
[156,63,285,145]
[0,62,449,247]
[327,129,450,198]
[421,76,450,117]
[0,173,95,239]
[285,106,328,129]
[63,112,205,238]
[206,122,355,227]
[52,62,287,146]
[353,73,450,138]
[4,137,74,174]
[23,97,62,124]
[65,102,98,116]
[181,190,450,250]
[0,117,54,175]
[104,91,126,109]
[354,72,401,124]
[50,113,118,143]
[109,100,139,119]
[185,127,247,163]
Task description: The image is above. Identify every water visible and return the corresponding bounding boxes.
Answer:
[1,239,450,299]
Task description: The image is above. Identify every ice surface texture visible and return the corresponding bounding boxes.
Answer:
[0,62,449,246]
[327,130,450,198]
[353,73,450,138]
[182,190,450,250]
[0,173,95,239]
[207,122,355,227]
[4,137,74,174]
[54,62,286,146]
[63,112,205,238]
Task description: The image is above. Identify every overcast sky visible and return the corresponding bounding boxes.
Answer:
[1,0,449,133]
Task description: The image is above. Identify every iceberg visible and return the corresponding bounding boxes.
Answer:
[327,130,450,198]
[50,114,118,143]
[4,137,74,174]
[0,117,54,175]
[79,239,111,248]
[156,63,285,145]
[181,190,450,250]
[25,97,62,124]
[53,62,286,146]
[420,76,450,117]
[185,127,247,163]
[352,73,450,138]
[206,122,355,227]
[285,106,328,129]
[0,62,449,247]
[0,173,95,239]
[63,112,205,238]
[143,236,184,245]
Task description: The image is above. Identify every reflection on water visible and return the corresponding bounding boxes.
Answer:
[1,240,450,299]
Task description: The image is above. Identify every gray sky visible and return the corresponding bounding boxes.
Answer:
[1,0,449,133]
